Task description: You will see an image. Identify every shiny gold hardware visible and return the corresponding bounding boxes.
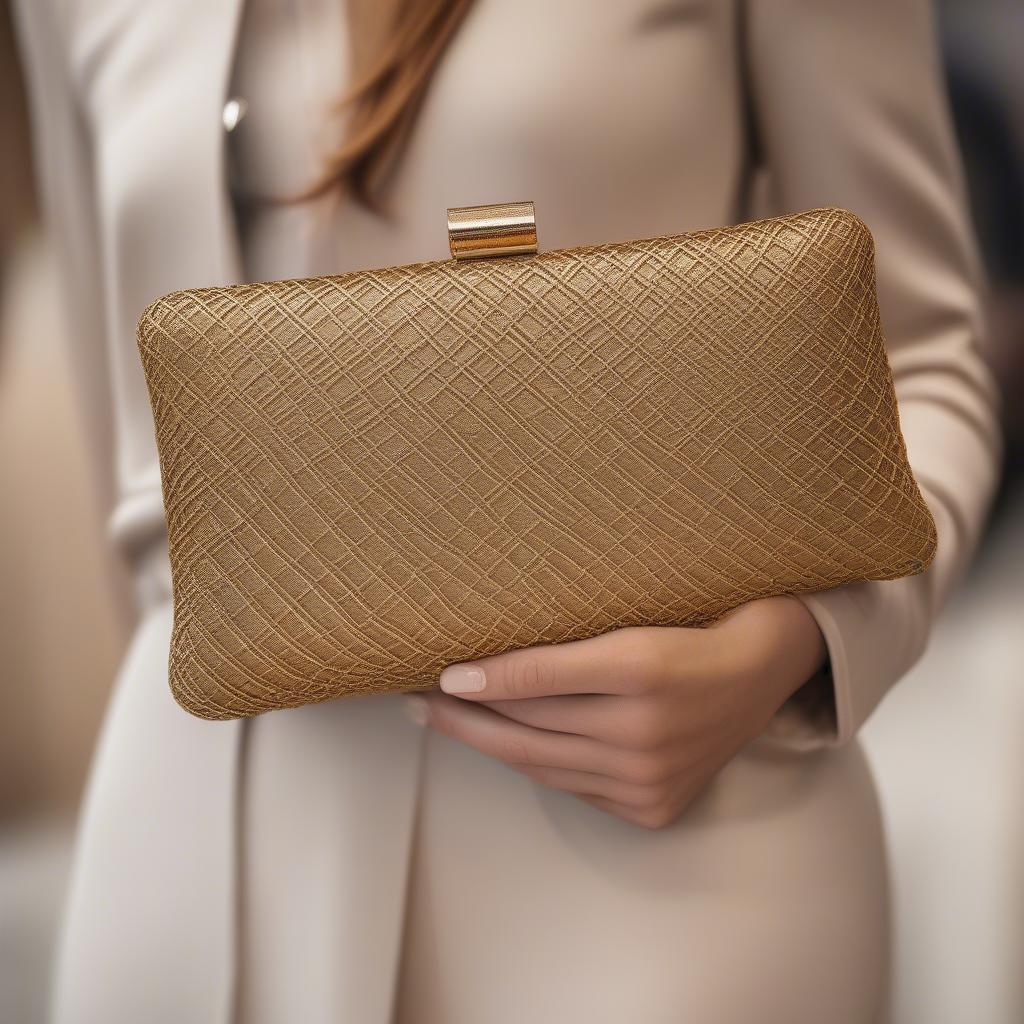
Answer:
[447,202,538,260]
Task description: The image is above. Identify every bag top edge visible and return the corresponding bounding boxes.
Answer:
[137,206,871,334]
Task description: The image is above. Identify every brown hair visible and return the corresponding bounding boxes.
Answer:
[303,0,475,212]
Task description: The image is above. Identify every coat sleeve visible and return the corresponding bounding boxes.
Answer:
[14,0,118,524]
[745,0,1002,747]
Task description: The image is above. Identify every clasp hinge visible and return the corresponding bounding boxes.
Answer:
[447,201,538,260]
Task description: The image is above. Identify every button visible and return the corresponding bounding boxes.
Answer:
[222,97,248,132]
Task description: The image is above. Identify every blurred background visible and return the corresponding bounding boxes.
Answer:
[1,1,1022,1022]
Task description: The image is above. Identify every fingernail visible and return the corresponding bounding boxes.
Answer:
[403,694,430,727]
[439,664,486,694]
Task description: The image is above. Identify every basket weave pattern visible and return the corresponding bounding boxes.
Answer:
[138,207,936,719]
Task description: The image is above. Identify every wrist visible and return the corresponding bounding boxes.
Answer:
[718,596,829,732]
[765,596,828,710]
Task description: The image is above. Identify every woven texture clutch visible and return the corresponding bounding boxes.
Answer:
[138,206,936,719]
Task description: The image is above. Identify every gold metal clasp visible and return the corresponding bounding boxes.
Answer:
[447,201,538,260]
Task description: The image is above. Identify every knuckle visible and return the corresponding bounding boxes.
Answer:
[620,703,672,751]
[503,654,555,699]
[620,753,672,787]
[519,764,553,786]
[424,703,449,733]
[496,733,535,766]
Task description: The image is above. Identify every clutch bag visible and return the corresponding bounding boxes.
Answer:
[138,203,936,719]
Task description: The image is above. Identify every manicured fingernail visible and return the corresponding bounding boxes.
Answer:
[439,665,486,694]
[403,694,430,727]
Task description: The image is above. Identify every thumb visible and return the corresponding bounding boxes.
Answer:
[438,628,664,700]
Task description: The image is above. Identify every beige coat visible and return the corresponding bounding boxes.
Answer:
[15,0,1000,1020]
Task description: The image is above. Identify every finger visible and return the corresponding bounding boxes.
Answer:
[580,752,723,827]
[438,626,673,702]
[482,695,676,751]
[513,764,668,809]
[481,694,616,739]
[421,692,623,776]
[578,793,680,831]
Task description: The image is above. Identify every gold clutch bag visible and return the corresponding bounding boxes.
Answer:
[138,203,936,720]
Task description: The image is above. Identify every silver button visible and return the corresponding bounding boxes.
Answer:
[222,97,248,132]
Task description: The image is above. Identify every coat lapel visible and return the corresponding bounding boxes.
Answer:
[65,2,425,1019]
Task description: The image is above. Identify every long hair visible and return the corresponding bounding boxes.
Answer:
[302,0,475,212]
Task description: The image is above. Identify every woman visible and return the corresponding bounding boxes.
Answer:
[15,0,999,1021]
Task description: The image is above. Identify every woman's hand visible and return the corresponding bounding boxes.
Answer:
[411,596,827,829]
